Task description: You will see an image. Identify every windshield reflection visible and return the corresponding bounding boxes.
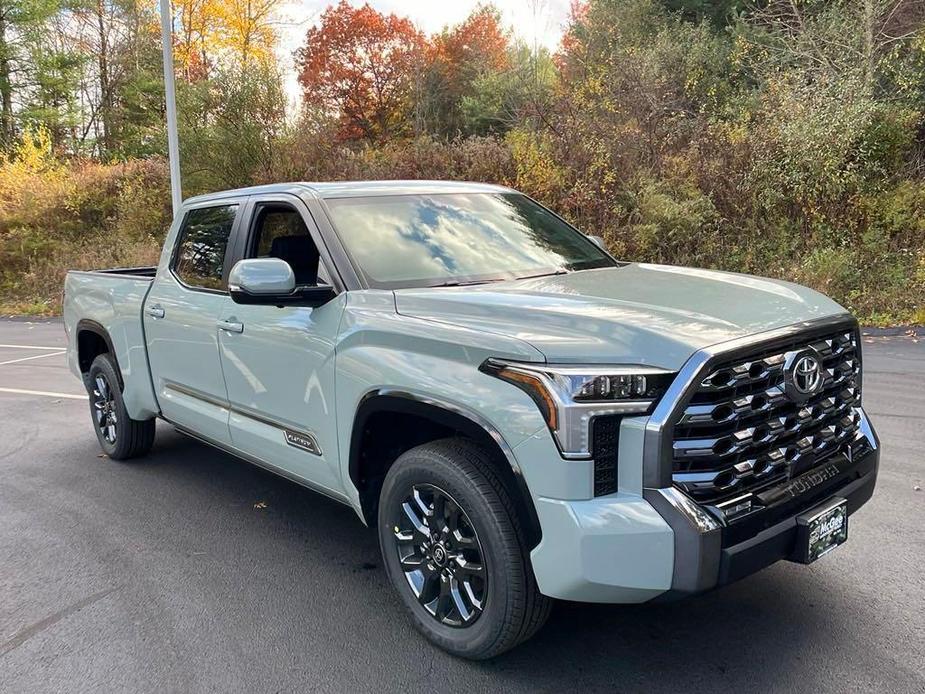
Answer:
[324,193,615,289]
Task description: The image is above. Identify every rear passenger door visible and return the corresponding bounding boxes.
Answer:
[216,195,346,496]
[145,201,242,444]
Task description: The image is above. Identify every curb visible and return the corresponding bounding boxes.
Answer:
[861,326,921,337]
[0,315,63,323]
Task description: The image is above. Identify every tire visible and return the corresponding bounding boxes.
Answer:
[377,438,551,659]
[87,353,155,460]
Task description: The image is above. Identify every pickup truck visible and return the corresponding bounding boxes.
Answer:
[64,181,880,659]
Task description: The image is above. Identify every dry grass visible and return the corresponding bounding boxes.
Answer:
[0,140,170,315]
[0,236,162,315]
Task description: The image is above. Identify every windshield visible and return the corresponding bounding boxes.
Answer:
[323,192,616,289]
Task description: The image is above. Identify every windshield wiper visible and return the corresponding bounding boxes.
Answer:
[431,277,509,288]
[514,269,569,281]
[431,269,568,288]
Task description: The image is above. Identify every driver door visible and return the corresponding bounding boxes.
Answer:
[217,196,346,496]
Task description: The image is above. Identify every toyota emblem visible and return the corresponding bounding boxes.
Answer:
[784,349,824,401]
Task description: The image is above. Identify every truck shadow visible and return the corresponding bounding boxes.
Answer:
[139,424,850,693]
[492,583,825,691]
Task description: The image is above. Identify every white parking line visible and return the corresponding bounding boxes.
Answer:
[0,343,63,350]
[0,350,66,366]
[0,387,86,400]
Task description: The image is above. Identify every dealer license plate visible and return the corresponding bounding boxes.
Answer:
[795,497,848,563]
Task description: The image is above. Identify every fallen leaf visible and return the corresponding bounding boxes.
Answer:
[254,501,268,509]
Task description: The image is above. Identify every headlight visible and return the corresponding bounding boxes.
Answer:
[481,359,675,457]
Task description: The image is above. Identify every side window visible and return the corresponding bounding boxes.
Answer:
[249,204,327,286]
[252,209,308,257]
[173,205,237,290]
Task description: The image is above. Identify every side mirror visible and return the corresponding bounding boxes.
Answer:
[228,258,335,307]
[588,235,606,250]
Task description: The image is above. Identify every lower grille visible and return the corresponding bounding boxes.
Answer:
[670,326,864,511]
[592,416,620,496]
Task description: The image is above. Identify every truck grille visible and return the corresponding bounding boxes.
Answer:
[671,327,862,508]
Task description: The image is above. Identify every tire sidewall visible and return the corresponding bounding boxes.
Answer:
[378,445,523,658]
[87,354,127,459]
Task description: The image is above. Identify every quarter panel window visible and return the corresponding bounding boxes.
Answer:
[173,205,237,290]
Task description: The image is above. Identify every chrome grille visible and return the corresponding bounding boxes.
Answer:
[671,328,862,507]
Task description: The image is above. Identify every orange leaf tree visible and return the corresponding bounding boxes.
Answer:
[435,5,509,85]
[296,1,424,141]
[423,4,511,135]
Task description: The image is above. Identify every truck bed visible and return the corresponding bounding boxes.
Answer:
[63,267,160,420]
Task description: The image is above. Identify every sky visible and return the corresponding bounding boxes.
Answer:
[276,0,573,105]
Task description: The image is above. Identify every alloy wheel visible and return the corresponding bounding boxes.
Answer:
[92,375,118,445]
[392,484,487,627]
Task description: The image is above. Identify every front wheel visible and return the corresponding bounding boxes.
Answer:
[87,353,155,460]
[377,438,551,659]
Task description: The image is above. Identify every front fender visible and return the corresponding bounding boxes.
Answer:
[334,292,553,514]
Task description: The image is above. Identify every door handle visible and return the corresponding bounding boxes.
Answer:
[145,304,165,319]
[217,319,244,334]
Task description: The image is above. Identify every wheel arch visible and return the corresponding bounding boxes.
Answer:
[350,390,542,550]
[76,319,120,386]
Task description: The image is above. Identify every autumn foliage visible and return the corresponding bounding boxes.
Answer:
[424,5,512,136]
[296,1,425,141]
[173,0,281,82]
[1,0,923,323]
[296,2,513,141]
[434,5,510,77]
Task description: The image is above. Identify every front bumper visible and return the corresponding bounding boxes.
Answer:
[530,492,675,603]
[529,413,879,603]
[646,442,879,599]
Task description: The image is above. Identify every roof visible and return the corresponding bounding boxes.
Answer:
[183,180,515,206]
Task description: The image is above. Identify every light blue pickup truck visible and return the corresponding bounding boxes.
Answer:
[64,181,880,658]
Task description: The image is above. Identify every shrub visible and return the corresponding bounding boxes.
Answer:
[0,151,170,315]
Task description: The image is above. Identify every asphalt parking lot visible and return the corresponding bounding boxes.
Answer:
[0,318,923,693]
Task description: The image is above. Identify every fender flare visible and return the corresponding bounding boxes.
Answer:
[75,319,120,385]
[350,389,543,550]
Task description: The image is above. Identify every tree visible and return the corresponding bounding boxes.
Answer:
[659,0,741,26]
[60,0,167,158]
[173,0,218,82]
[459,42,557,136]
[179,61,287,192]
[108,2,168,158]
[0,0,63,150]
[434,4,509,88]
[215,0,280,66]
[417,4,511,136]
[741,0,925,99]
[553,0,733,173]
[18,39,82,148]
[295,0,424,141]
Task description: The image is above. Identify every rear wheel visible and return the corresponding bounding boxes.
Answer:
[378,438,551,659]
[87,353,155,460]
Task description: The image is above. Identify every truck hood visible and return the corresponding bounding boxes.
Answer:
[394,264,848,369]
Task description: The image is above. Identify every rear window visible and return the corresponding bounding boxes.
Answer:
[173,205,237,290]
